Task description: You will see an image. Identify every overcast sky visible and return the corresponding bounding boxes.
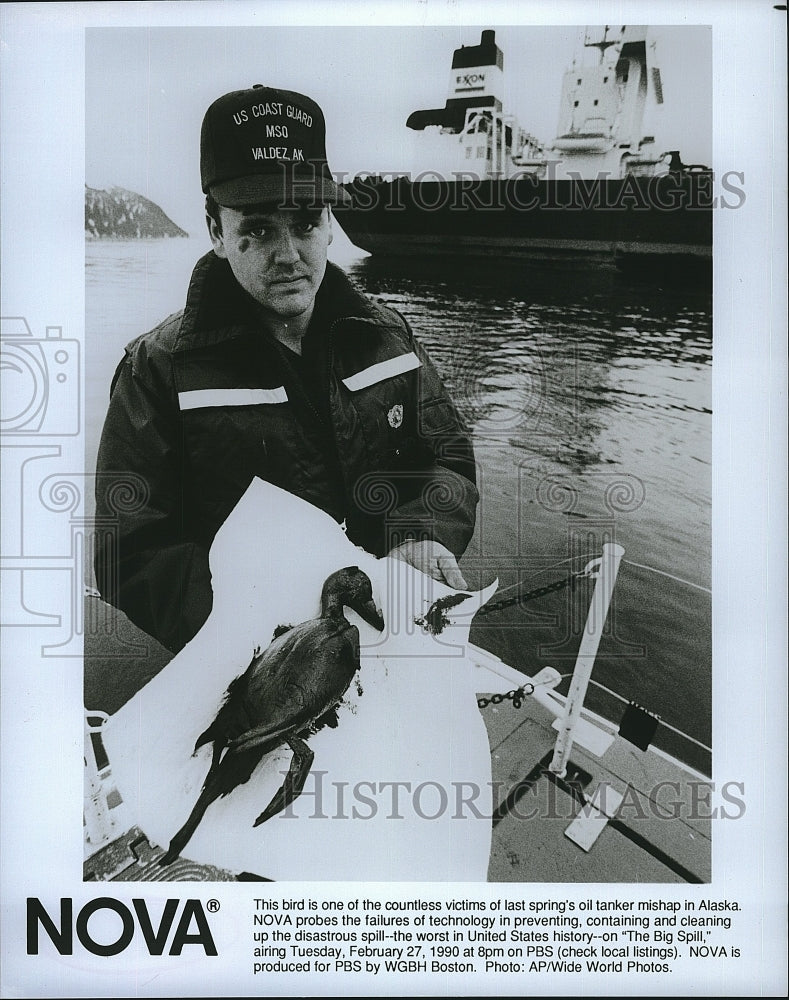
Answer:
[86,25,712,237]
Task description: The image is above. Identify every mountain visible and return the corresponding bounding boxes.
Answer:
[85,186,188,239]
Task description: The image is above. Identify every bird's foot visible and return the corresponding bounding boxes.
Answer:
[253,736,314,826]
[158,845,179,867]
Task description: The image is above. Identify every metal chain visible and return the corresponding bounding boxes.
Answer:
[477,684,535,710]
[475,572,584,619]
[475,574,586,710]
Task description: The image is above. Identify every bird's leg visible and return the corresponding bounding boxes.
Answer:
[253,737,314,827]
[159,777,223,867]
[159,748,262,866]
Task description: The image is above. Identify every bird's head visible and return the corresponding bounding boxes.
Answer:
[321,566,385,631]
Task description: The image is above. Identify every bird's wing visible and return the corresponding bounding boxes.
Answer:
[227,718,301,755]
[229,621,360,751]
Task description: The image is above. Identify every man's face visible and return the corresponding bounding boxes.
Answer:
[209,203,332,321]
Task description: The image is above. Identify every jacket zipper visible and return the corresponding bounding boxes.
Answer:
[324,320,350,517]
[277,320,349,521]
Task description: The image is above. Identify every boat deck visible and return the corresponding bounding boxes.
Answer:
[480,689,710,883]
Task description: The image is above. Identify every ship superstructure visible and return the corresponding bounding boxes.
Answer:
[552,26,671,179]
[405,29,520,179]
[405,26,687,182]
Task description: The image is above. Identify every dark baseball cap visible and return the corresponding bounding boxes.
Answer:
[200,84,351,208]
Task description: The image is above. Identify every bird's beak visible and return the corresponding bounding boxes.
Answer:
[354,598,385,631]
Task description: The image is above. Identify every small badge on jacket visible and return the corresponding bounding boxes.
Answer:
[387,403,404,429]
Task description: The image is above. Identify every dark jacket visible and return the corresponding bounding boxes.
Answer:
[94,252,478,653]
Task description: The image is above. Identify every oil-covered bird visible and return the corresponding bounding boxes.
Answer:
[159,566,384,865]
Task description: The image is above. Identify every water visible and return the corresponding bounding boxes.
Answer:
[86,238,712,772]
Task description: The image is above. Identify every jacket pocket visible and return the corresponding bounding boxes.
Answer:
[180,404,272,497]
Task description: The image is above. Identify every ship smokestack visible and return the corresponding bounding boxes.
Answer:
[407,28,504,132]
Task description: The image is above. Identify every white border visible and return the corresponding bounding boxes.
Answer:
[1,2,786,997]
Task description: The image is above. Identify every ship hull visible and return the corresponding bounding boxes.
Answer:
[337,174,713,267]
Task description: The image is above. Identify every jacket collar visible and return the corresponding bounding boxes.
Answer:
[172,252,391,353]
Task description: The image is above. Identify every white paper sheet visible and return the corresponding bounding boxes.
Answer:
[103,478,497,881]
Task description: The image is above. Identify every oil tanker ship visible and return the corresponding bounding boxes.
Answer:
[337,26,713,270]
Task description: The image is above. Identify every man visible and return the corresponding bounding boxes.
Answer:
[94,85,478,654]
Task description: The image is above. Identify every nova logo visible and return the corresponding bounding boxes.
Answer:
[26,897,218,957]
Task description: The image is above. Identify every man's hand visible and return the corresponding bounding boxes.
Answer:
[388,539,468,589]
